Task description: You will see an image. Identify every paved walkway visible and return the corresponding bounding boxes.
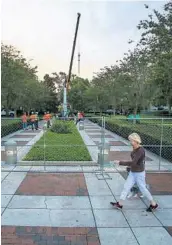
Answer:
[1,119,172,244]
[1,170,172,244]
[1,122,44,164]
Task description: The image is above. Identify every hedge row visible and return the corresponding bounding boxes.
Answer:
[1,120,22,137]
[90,118,172,162]
[1,119,44,138]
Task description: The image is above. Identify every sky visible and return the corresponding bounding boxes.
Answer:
[1,0,167,80]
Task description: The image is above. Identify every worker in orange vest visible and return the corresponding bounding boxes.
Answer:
[35,112,39,130]
[43,111,51,128]
[21,112,28,130]
[30,112,36,131]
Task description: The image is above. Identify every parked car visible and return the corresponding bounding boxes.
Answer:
[1,109,15,117]
[106,109,114,115]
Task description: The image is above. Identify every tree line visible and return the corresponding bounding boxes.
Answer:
[1,44,66,114]
[68,2,172,114]
[1,2,172,115]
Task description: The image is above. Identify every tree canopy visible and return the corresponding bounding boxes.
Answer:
[2,1,172,115]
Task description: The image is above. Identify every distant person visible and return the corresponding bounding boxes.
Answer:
[81,111,85,119]
[35,112,39,130]
[111,133,158,212]
[76,111,83,125]
[21,112,27,130]
[43,111,51,128]
[30,112,36,131]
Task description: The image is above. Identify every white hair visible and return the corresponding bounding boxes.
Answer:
[128,133,142,144]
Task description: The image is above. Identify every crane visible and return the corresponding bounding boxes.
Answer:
[63,13,81,117]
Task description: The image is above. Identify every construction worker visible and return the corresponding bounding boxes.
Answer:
[21,112,28,130]
[35,112,39,130]
[43,111,51,128]
[30,112,36,131]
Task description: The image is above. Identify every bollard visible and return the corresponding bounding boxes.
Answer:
[104,143,110,163]
[4,140,17,164]
[79,121,84,130]
[98,142,110,166]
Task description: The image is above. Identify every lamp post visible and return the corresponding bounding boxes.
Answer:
[63,78,68,118]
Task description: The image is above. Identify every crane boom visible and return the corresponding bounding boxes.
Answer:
[67,13,81,91]
[63,13,81,117]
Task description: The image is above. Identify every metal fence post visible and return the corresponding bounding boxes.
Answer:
[101,116,104,172]
[43,123,46,171]
[159,118,164,171]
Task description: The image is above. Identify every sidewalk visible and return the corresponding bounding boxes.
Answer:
[1,119,172,244]
[1,121,44,164]
[1,170,172,244]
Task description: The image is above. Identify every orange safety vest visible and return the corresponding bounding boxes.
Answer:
[30,114,36,122]
[44,113,51,121]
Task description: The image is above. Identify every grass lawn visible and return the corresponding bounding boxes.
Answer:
[24,121,91,161]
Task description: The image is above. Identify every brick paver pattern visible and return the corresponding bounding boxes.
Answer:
[165,227,172,236]
[10,135,34,138]
[108,151,152,161]
[93,141,127,146]
[146,173,172,195]
[89,134,114,138]
[1,226,100,245]
[16,173,88,196]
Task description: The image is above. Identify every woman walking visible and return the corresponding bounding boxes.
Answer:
[111,133,158,212]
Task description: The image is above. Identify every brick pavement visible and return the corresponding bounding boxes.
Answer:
[10,135,35,138]
[146,173,172,195]
[93,141,127,146]
[1,170,172,245]
[89,135,114,138]
[108,151,152,161]
[16,173,88,196]
[165,227,172,236]
[1,226,100,245]
[1,120,172,245]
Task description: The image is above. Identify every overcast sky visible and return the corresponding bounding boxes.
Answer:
[1,0,166,80]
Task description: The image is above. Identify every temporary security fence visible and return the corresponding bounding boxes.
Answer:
[1,116,172,174]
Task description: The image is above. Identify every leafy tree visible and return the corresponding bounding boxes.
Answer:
[138,2,172,111]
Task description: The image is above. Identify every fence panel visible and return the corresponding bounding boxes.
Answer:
[1,116,172,173]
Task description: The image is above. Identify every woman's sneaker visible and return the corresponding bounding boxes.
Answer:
[127,192,134,199]
[110,202,123,210]
[146,203,158,212]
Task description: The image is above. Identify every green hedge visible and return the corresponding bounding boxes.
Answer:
[24,121,91,161]
[1,119,22,137]
[90,118,172,162]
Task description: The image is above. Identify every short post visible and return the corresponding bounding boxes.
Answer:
[79,120,84,130]
[103,143,111,164]
[96,141,112,180]
[5,140,17,165]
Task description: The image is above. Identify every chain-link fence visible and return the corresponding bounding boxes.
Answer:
[90,116,172,171]
[1,116,172,173]
[1,118,23,137]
